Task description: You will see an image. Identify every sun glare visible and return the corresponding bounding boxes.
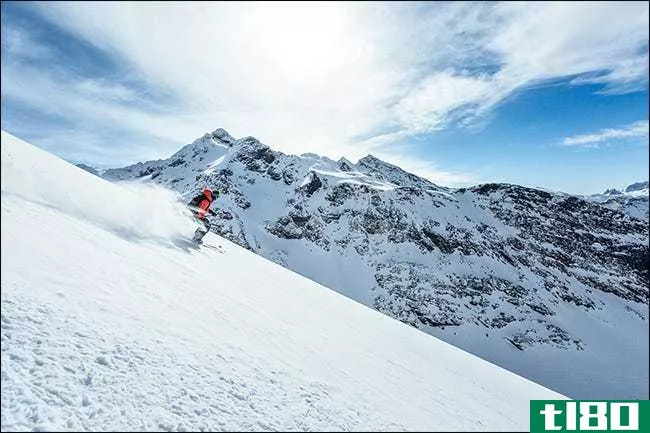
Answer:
[242,3,352,81]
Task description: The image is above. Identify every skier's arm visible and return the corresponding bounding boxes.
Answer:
[208,191,219,216]
[187,195,204,212]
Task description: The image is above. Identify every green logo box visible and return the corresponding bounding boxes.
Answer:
[530,400,649,432]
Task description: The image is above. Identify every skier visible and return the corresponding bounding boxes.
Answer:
[188,187,218,243]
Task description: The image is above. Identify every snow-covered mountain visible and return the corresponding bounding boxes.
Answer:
[74,163,101,176]
[1,130,567,431]
[585,181,649,221]
[104,128,649,399]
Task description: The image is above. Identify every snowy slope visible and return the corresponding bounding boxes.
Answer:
[585,182,649,221]
[1,131,567,431]
[102,128,649,400]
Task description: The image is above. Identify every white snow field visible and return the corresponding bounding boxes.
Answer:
[1,130,565,431]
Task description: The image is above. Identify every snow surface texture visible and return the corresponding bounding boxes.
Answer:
[103,128,649,400]
[1,131,569,431]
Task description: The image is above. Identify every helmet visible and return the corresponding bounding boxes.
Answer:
[203,187,213,200]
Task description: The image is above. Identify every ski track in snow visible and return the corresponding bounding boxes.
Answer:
[2,293,370,432]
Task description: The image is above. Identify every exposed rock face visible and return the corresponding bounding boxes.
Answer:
[75,163,100,176]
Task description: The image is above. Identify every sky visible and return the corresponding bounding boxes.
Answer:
[1,1,648,194]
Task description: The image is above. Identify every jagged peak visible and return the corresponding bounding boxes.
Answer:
[357,154,443,189]
[358,154,386,165]
[337,157,354,172]
[233,136,270,153]
[211,128,236,144]
[236,136,264,147]
[171,136,219,159]
[338,157,354,165]
[164,129,238,163]
[357,154,408,174]
[625,181,649,193]
[75,163,99,175]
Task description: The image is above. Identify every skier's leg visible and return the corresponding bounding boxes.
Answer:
[200,219,211,240]
[192,216,205,241]
[193,218,210,242]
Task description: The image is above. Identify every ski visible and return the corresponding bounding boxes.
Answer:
[200,242,225,253]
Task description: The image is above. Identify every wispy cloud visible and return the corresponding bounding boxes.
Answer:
[2,19,54,61]
[2,1,648,184]
[394,72,504,133]
[392,2,649,133]
[562,120,649,147]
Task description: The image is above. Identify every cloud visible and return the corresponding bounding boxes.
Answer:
[394,72,503,133]
[395,2,649,132]
[562,120,649,147]
[570,56,650,95]
[489,2,649,82]
[1,19,54,61]
[2,1,648,185]
[1,58,201,145]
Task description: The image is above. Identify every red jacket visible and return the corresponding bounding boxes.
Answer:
[189,189,215,220]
